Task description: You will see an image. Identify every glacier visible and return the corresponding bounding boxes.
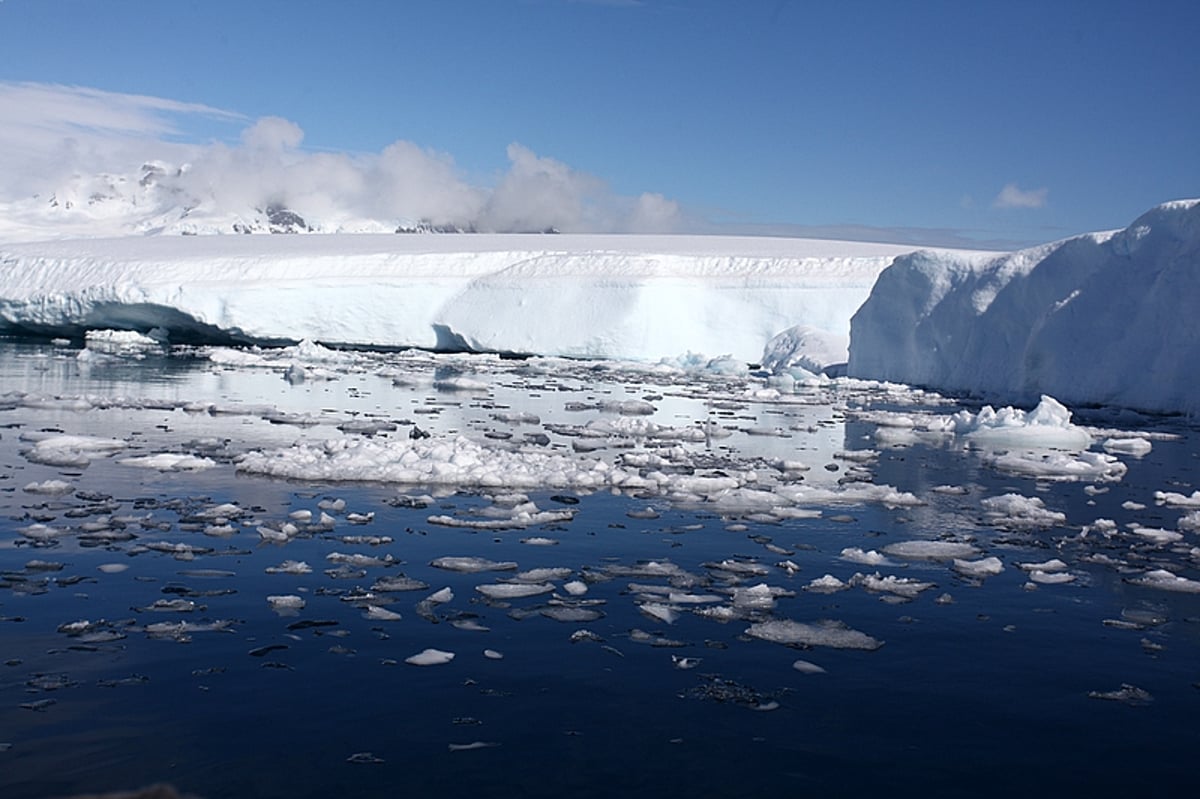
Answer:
[0,233,921,366]
[0,199,1197,414]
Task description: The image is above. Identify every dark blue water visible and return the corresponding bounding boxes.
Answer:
[1,341,1197,798]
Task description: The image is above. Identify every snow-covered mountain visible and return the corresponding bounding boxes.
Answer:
[0,161,446,241]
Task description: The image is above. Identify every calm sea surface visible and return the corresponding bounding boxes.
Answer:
[1,340,1197,798]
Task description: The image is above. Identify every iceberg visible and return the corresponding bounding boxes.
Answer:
[849,200,1200,415]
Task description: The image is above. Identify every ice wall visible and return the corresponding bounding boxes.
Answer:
[848,200,1200,416]
[0,234,916,365]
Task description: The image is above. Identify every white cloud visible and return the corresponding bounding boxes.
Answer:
[993,183,1048,209]
[0,80,680,234]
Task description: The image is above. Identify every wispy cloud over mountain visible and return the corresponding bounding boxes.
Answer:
[0,81,681,237]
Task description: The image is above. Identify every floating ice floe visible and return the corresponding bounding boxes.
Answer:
[405,648,456,666]
[1087,684,1154,705]
[980,494,1067,529]
[19,432,128,467]
[1102,437,1153,457]
[237,434,626,489]
[839,547,892,566]
[119,453,217,471]
[804,574,848,594]
[1154,490,1200,508]
[267,595,306,613]
[22,479,74,495]
[745,619,884,651]
[852,572,937,599]
[792,659,827,674]
[882,540,980,561]
[265,560,312,575]
[431,556,518,573]
[1127,569,1200,594]
[476,582,555,600]
[984,450,1127,483]
[946,396,1093,451]
[952,557,1004,578]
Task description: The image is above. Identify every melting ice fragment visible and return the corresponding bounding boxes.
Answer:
[1087,684,1153,705]
[23,479,74,495]
[792,659,827,674]
[952,557,1005,578]
[431,556,519,573]
[882,540,980,561]
[364,606,403,621]
[476,582,555,600]
[265,560,312,575]
[1127,569,1200,594]
[981,494,1067,529]
[449,741,501,752]
[20,433,128,467]
[267,595,306,613]
[405,648,455,666]
[745,619,883,651]
[119,453,217,471]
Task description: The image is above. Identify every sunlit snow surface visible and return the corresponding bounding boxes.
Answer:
[0,339,1198,798]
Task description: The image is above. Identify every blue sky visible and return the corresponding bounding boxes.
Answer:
[1,0,1197,246]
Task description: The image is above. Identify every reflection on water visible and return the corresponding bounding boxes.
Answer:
[1,339,1198,799]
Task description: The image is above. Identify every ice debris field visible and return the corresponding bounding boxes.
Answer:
[1,328,1199,796]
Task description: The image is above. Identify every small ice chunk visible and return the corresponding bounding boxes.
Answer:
[639,602,680,624]
[1102,437,1152,457]
[476,582,555,599]
[120,453,216,471]
[953,557,1004,577]
[1018,559,1069,572]
[1029,570,1077,585]
[562,580,589,596]
[792,659,827,674]
[431,556,519,573]
[1128,569,1200,594]
[883,540,980,561]
[364,606,403,621]
[839,547,892,566]
[406,648,456,666]
[448,741,501,752]
[23,479,74,495]
[265,560,312,575]
[98,563,129,574]
[805,574,848,593]
[515,567,573,582]
[1088,684,1153,705]
[1129,525,1184,544]
[483,649,504,660]
[746,619,883,650]
[267,595,306,611]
